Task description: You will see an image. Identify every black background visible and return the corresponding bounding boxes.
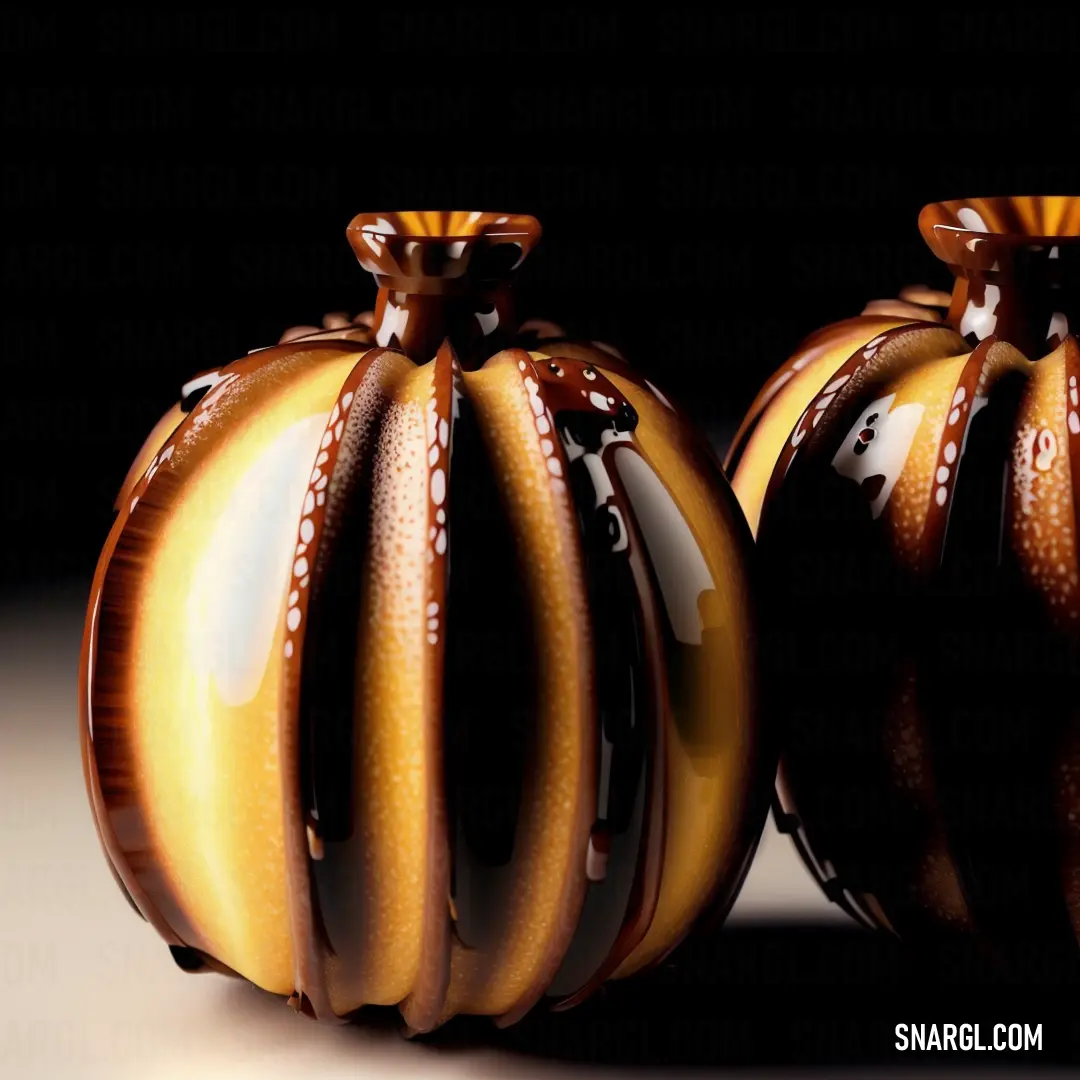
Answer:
[7,6,1080,1066]
[8,5,1080,597]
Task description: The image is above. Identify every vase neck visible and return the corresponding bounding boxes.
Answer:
[345,211,541,367]
[369,283,517,365]
[921,196,1080,358]
[943,254,1080,359]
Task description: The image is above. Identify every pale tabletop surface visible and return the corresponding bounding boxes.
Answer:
[0,587,1053,1078]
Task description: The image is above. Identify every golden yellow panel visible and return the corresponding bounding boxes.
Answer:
[442,351,594,1021]
[131,353,361,993]
[606,371,756,978]
[322,358,438,1013]
[1010,342,1079,623]
[731,318,908,535]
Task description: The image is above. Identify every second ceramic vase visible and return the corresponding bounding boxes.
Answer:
[730,196,1080,952]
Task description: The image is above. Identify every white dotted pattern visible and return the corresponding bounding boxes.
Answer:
[424,386,450,637]
[519,357,566,485]
[284,390,357,659]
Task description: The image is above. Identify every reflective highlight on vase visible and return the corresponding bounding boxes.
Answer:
[80,211,769,1034]
[728,195,1080,951]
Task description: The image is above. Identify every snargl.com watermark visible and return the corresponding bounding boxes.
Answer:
[895,1023,1042,1052]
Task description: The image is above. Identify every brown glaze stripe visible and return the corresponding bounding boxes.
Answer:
[919,339,996,569]
[79,587,162,930]
[278,346,387,1022]
[530,358,669,1011]
[538,344,726,488]
[400,340,456,1035]
[1064,337,1080,560]
[528,339,635,377]
[504,339,646,403]
[723,315,917,477]
[923,338,1030,570]
[552,465,668,1007]
[797,314,924,354]
[763,324,970,512]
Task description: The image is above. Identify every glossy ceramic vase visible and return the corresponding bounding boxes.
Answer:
[80,210,769,1033]
[729,195,1080,950]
